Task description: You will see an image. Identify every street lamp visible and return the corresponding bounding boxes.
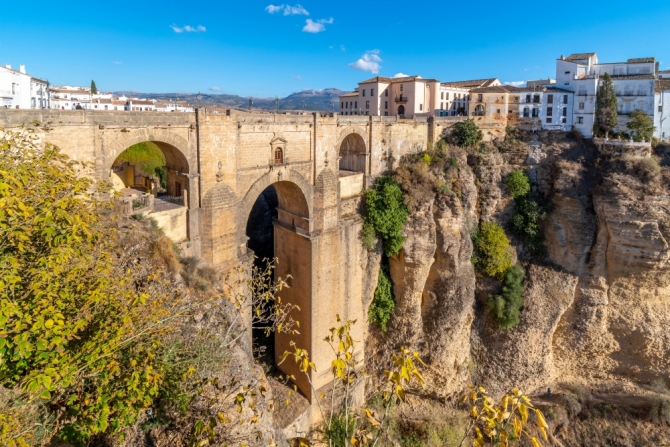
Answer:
[249,97,253,110]
[275,96,279,114]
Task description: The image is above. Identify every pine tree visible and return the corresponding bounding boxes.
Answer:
[594,72,618,137]
[90,80,98,94]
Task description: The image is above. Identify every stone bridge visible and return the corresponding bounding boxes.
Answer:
[0,109,464,402]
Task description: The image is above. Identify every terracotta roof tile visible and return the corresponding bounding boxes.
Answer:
[627,57,655,64]
[441,78,499,89]
[566,53,596,61]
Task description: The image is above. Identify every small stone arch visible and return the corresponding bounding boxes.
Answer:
[336,127,368,173]
[104,128,192,175]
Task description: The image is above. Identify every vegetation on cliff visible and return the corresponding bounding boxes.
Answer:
[506,170,548,256]
[451,119,483,148]
[362,176,408,257]
[487,265,526,329]
[594,72,618,137]
[368,263,395,332]
[472,221,514,281]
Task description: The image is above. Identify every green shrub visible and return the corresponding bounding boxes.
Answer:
[361,222,378,251]
[506,170,531,198]
[363,176,409,257]
[451,119,483,148]
[472,221,514,280]
[115,141,166,175]
[511,195,548,255]
[487,265,525,329]
[369,264,395,331]
[423,153,432,165]
[450,157,459,169]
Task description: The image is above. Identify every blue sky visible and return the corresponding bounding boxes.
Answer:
[2,0,670,97]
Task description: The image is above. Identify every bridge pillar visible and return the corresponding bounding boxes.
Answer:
[186,173,202,257]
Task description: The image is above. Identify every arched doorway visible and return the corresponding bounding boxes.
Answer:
[398,105,405,116]
[244,180,311,393]
[339,133,366,173]
[474,104,485,116]
[110,140,191,242]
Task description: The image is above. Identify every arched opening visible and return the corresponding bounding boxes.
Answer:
[398,105,405,116]
[339,133,366,173]
[110,140,191,242]
[244,180,310,376]
[474,104,485,116]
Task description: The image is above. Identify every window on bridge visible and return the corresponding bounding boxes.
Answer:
[339,133,366,174]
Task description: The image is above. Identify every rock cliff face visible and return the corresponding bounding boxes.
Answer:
[368,133,670,402]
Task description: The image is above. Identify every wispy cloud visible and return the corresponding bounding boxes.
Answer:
[393,72,409,78]
[209,86,221,91]
[170,24,206,33]
[504,81,525,87]
[265,4,309,15]
[291,74,302,81]
[340,44,346,51]
[349,50,382,74]
[113,61,122,65]
[303,17,333,33]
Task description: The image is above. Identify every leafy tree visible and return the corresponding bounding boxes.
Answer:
[363,176,409,257]
[506,170,531,198]
[90,80,98,94]
[487,265,525,329]
[594,73,617,137]
[452,119,483,148]
[472,221,514,280]
[368,263,395,331]
[627,109,656,142]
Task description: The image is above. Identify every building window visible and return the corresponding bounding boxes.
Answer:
[565,71,570,74]
[441,102,444,109]
[385,101,388,109]
[362,89,366,97]
[532,108,539,117]
[579,102,585,110]
[496,109,501,114]
[563,107,567,117]
[547,94,554,104]
[660,105,664,112]
[523,107,530,117]
[477,94,483,102]
[366,101,370,109]
[562,117,567,123]
[533,94,540,103]
[274,147,283,165]
[355,101,357,109]
[526,94,531,103]
[563,94,568,104]
[547,107,553,116]
[446,92,450,100]
[577,116,584,124]
[400,84,404,92]
[419,104,423,111]
[441,92,444,99]
[371,89,375,96]
[385,89,388,97]
[546,117,552,123]
[385,111,388,116]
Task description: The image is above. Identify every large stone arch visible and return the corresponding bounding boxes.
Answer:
[238,167,314,242]
[103,127,192,176]
[336,127,368,173]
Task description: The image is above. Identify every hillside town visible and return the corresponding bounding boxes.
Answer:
[2,52,669,141]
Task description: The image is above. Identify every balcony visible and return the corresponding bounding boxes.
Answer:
[394,95,408,103]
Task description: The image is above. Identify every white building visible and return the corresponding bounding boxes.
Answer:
[655,79,670,141]
[556,53,658,138]
[0,63,49,109]
[517,86,574,129]
[338,76,498,118]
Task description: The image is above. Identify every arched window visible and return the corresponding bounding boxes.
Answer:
[398,105,405,116]
[474,105,485,116]
[274,147,283,165]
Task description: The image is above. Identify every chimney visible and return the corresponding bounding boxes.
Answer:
[19,64,26,74]
[560,55,565,60]
[5,63,10,69]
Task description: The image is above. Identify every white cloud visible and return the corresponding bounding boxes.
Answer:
[504,81,525,87]
[170,24,206,33]
[303,17,333,33]
[265,4,309,15]
[349,50,382,74]
[340,44,346,51]
[113,61,122,65]
[291,74,302,81]
[210,86,221,91]
[393,72,409,78]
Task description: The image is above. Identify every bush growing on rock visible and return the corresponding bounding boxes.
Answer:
[363,176,409,257]
[369,263,395,332]
[472,221,514,280]
[506,170,531,198]
[487,265,525,329]
[451,119,483,148]
[511,195,549,255]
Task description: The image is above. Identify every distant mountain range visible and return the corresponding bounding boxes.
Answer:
[112,88,345,112]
